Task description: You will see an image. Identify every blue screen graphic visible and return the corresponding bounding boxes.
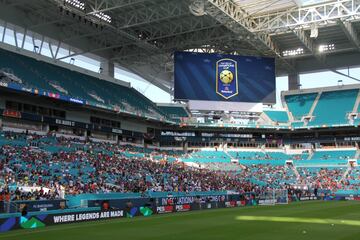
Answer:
[174,51,276,103]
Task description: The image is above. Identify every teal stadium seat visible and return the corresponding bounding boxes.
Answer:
[228,151,265,160]
[311,150,356,160]
[240,159,286,166]
[285,93,318,120]
[294,159,348,166]
[265,152,289,160]
[291,121,304,128]
[263,110,289,123]
[308,89,358,126]
[0,49,169,120]
[158,106,189,121]
[184,151,231,163]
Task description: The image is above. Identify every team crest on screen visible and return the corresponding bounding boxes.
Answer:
[216,59,238,99]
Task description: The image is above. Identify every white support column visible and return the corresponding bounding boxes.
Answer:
[21,28,27,49]
[352,89,360,113]
[288,73,300,90]
[13,29,18,48]
[183,141,188,153]
[308,92,322,117]
[100,59,115,78]
[43,124,49,133]
[1,22,7,43]
[39,35,45,54]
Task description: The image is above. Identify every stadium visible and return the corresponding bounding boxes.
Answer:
[0,0,360,239]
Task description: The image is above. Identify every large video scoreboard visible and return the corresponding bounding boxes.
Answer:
[174,51,276,104]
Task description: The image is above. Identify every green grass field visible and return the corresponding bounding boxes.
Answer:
[2,201,360,240]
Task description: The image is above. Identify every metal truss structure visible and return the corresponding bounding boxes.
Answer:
[0,0,359,94]
[252,0,360,32]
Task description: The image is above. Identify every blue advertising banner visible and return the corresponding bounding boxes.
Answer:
[174,51,276,103]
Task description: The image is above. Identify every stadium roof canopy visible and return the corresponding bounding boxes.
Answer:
[233,0,325,15]
[0,0,359,94]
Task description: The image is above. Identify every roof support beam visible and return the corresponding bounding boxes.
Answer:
[56,41,131,60]
[86,0,151,14]
[121,62,174,94]
[338,20,360,51]
[330,69,360,82]
[53,0,162,56]
[293,29,315,53]
[111,26,257,61]
[251,0,360,32]
[204,0,295,72]
[292,25,360,83]
[292,28,359,81]
[115,1,189,30]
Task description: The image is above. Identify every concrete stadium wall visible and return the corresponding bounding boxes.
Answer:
[66,110,90,123]
[121,119,148,133]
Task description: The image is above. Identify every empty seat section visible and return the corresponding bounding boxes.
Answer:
[308,89,358,126]
[263,110,289,123]
[285,93,318,120]
[265,152,289,160]
[158,106,189,119]
[188,151,231,163]
[311,150,356,160]
[228,151,265,159]
[0,48,167,119]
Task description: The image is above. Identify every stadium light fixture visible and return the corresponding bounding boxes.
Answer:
[319,44,335,53]
[89,11,112,23]
[282,48,304,57]
[64,0,85,11]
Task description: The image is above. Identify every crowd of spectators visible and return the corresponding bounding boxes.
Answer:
[338,166,360,191]
[0,132,260,200]
[297,167,345,190]
[0,131,357,202]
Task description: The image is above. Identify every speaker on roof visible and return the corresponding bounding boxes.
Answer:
[310,25,318,38]
[189,0,206,16]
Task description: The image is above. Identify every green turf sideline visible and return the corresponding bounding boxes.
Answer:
[2,201,360,240]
